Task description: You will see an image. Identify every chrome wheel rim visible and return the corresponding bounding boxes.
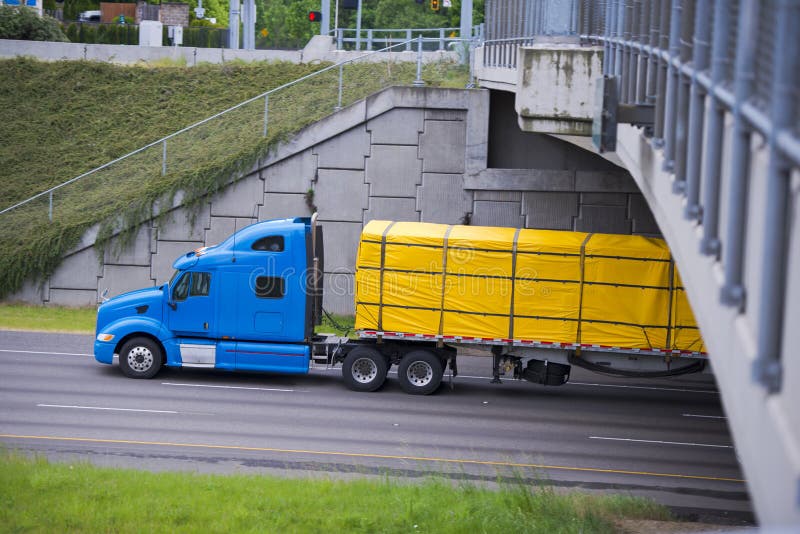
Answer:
[127,346,154,372]
[352,357,378,384]
[406,361,433,387]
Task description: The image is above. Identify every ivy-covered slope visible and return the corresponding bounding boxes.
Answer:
[0,57,466,299]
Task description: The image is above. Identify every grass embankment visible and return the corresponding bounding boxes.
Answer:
[0,303,96,333]
[0,302,354,336]
[0,57,468,300]
[0,451,670,533]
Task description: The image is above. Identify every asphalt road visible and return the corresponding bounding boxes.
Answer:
[0,330,753,523]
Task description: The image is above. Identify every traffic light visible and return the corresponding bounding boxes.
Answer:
[308,11,322,22]
[430,0,440,11]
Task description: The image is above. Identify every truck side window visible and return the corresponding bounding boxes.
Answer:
[190,272,211,297]
[252,235,284,252]
[172,273,190,302]
[255,276,284,299]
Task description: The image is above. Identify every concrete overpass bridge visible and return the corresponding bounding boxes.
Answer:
[473,0,800,525]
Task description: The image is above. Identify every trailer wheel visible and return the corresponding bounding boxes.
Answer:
[342,347,388,392]
[119,337,163,379]
[398,350,443,395]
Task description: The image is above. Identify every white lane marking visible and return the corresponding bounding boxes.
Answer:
[162,382,296,393]
[682,414,727,419]
[6,350,717,395]
[37,404,179,414]
[589,436,733,449]
[0,349,92,357]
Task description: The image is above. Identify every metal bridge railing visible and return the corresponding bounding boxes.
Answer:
[581,0,800,393]
[482,0,582,68]
[332,26,483,52]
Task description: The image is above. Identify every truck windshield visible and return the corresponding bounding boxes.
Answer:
[168,270,182,289]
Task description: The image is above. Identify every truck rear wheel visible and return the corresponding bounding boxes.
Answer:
[119,337,163,379]
[398,350,443,395]
[342,347,388,392]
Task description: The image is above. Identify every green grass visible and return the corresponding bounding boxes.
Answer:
[0,451,670,533]
[0,302,354,336]
[0,57,469,300]
[0,303,96,333]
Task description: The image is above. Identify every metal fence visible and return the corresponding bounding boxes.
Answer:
[580,0,800,392]
[482,0,581,67]
[332,25,483,51]
[0,38,467,290]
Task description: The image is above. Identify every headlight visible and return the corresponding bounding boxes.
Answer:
[96,333,115,342]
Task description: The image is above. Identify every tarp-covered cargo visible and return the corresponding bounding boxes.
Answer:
[354,221,705,355]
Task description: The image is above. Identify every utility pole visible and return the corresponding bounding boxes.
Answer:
[460,0,473,39]
[229,0,240,49]
[321,0,330,36]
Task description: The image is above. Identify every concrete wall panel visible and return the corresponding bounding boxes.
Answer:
[522,192,578,230]
[574,205,631,234]
[472,200,524,228]
[314,126,370,170]
[319,221,362,273]
[48,289,98,307]
[209,175,264,218]
[98,265,154,298]
[264,151,316,193]
[259,193,311,221]
[322,272,355,315]
[367,109,424,145]
[419,120,466,174]
[50,249,102,290]
[157,205,210,242]
[104,226,153,266]
[417,173,472,224]
[314,169,368,222]
[364,197,419,224]
[365,145,422,197]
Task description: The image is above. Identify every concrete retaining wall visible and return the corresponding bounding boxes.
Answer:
[0,37,458,66]
[10,86,657,314]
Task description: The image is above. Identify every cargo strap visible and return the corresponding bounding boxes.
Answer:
[575,233,594,352]
[377,222,397,332]
[507,228,521,342]
[437,225,454,336]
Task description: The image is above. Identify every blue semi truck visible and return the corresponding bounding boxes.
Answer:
[95,215,458,394]
[94,215,707,394]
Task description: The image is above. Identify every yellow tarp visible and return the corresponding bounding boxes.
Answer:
[354,221,706,353]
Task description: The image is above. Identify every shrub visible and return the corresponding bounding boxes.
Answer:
[0,6,68,42]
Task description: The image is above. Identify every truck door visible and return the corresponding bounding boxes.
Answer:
[168,271,215,338]
[236,233,304,342]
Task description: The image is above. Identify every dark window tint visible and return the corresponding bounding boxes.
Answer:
[255,276,285,299]
[252,235,284,252]
[190,272,211,297]
[172,273,190,302]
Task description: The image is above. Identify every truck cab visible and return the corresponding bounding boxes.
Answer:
[94,217,323,378]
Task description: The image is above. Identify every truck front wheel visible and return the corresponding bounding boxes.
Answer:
[398,350,443,395]
[342,347,388,392]
[119,337,163,379]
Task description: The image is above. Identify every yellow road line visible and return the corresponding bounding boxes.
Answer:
[0,433,745,483]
